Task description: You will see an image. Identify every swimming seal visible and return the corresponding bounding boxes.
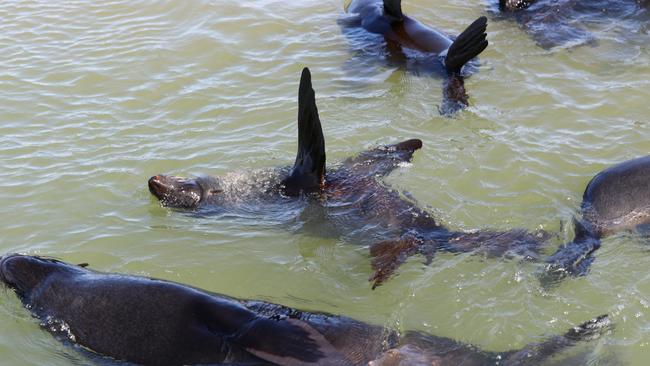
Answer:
[0,254,612,366]
[497,0,649,48]
[341,0,488,115]
[542,155,650,285]
[149,68,549,288]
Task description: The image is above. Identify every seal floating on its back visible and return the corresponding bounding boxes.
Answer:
[149,68,548,288]
[341,0,488,115]
[0,254,612,365]
[542,155,650,285]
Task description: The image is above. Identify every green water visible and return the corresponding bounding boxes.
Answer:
[0,0,648,364]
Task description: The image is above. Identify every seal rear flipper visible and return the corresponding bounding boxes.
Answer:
[383,0,403,20]
[369,236,422,289]
[444,16,488,74]
[282,68,326,197]
[503,314,611,364]
[236,317,352,366]
[343,139,422,177]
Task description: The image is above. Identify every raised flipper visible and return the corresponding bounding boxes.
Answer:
[540,218,601,288]
[444,16,488,74]
[369,235,423,289]
[342,139,422,177]
[282,68,326,196]
[503,314,612,364]
[383,0,403,21]
[199,297,351,365]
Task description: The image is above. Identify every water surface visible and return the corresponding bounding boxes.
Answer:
[0,0,648,364]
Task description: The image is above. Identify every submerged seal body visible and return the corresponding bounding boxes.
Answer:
[497,0,649,48]
[543,156,650,284]
[149,68,548,288]
[0,254,612,365]
[341,0,489,114]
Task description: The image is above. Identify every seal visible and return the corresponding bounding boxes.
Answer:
[542,155,650,285]
[0,254,612,366]
[341,0,488,115]
[149,67,549,289]
[496,0,649,48]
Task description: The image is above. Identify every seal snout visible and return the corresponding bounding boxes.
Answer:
[148,175,170,198]
[0,254,21,286]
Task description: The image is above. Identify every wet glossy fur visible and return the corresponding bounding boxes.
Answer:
[0,254,612,366]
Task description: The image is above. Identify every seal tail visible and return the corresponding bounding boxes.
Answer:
[503,314,612,364]
[539,218,601,288]
[444,16,488,74]
[282,68,326,196]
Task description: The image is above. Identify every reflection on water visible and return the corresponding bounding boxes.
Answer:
[0,0,649,365]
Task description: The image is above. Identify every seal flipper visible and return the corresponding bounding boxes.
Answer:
[282,68,326,197]
[503,314,611,364]
[200,296,350,366]
[237,318,351,366]
[540,218,601,287]
[369,235,422,289]
[444,16,488,74]
[343,139,422,177]
[383,0,403,20]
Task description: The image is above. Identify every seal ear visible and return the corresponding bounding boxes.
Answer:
[343,139,422,177]
[282,68,326,196]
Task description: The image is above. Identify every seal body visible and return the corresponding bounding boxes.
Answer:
[0,255,612,366]
[341,0,488,114]
[149,68,547,288]
[581,155,650,236]
[497,0,649,48]
[543,156,650,284]
[347,0,453,55]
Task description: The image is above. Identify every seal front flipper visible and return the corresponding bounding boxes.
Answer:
[235,317,351,365]
[443,16,488,75]
[369,235,423,289]
[383,0,403,21]
[343,139,422,177]
[540,218,600,288]
[282,68,326,197]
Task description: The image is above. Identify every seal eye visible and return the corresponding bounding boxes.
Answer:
[209,189,223,195]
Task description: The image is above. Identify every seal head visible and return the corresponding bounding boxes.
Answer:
[0,255,81,299]
[148,175,223,209]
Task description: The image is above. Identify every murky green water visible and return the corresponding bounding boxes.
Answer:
[0,0,648,364]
